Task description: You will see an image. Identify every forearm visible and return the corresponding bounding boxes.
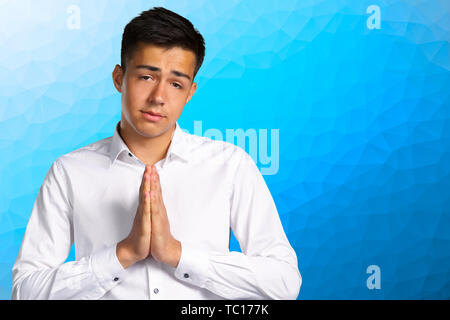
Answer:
[174,243,301,300]
[12,244,127,300]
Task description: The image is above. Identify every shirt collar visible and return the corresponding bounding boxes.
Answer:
[109,121,190,167]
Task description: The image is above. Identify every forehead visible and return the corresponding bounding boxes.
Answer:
[129,43,196,77]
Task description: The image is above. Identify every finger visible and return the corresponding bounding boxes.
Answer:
[155,172,163,202]
[140,165,150,209]
[144,188,151,219]
[151,187,166,220]
[149,165,154,191]
[145,165,151,198]
[151,166,162,195]
[150,165,158,193]
[145,165,151,194]
[144,188,151,239]
[139,165,147,201]
[150,189,160,215]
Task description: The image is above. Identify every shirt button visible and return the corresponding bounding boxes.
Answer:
[153,288,159,294]
[184,273,190,279]
[128,152,132,157]
[113,277,119,281]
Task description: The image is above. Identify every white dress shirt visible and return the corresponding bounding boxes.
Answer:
[12,121,301,300]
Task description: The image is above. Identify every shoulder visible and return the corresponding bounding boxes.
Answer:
[54,135,112,171]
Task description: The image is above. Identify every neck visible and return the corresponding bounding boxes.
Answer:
[118,121,175,166]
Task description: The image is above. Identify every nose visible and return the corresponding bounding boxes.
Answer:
[148,80,165,106]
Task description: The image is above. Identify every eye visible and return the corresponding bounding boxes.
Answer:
[139,75,153,81]
[172,82,183,89]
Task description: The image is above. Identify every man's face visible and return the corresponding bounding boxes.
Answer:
[113,43,197,138]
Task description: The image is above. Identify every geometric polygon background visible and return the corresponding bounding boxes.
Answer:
[0,0,449,299]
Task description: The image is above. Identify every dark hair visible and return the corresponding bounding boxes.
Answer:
[121,7,205,80]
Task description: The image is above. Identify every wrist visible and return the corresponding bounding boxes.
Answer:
[164,238,181,268]
[116,238,140,269]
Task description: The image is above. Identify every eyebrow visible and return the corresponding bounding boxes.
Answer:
[135,64,192,81]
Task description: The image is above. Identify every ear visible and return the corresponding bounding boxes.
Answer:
[112,65,124,93]
[185,82,197,105]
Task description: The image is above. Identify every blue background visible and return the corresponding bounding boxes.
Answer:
[0,0,449,299]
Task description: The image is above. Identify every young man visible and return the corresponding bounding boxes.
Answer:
[12,7,301,300]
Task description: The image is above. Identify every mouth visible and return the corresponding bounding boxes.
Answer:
[141,110,165,122]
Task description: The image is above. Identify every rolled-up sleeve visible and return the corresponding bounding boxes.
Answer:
[12,159,128,300]
[174,150,301,300]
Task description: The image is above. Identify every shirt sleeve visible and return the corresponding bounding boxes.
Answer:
[11,159,128,300]
[174,150,302,300]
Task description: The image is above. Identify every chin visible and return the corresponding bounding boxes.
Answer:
[137,120,172,138]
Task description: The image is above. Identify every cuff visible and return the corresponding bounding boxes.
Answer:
[174,242,210,288]
[90,244,128,292]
